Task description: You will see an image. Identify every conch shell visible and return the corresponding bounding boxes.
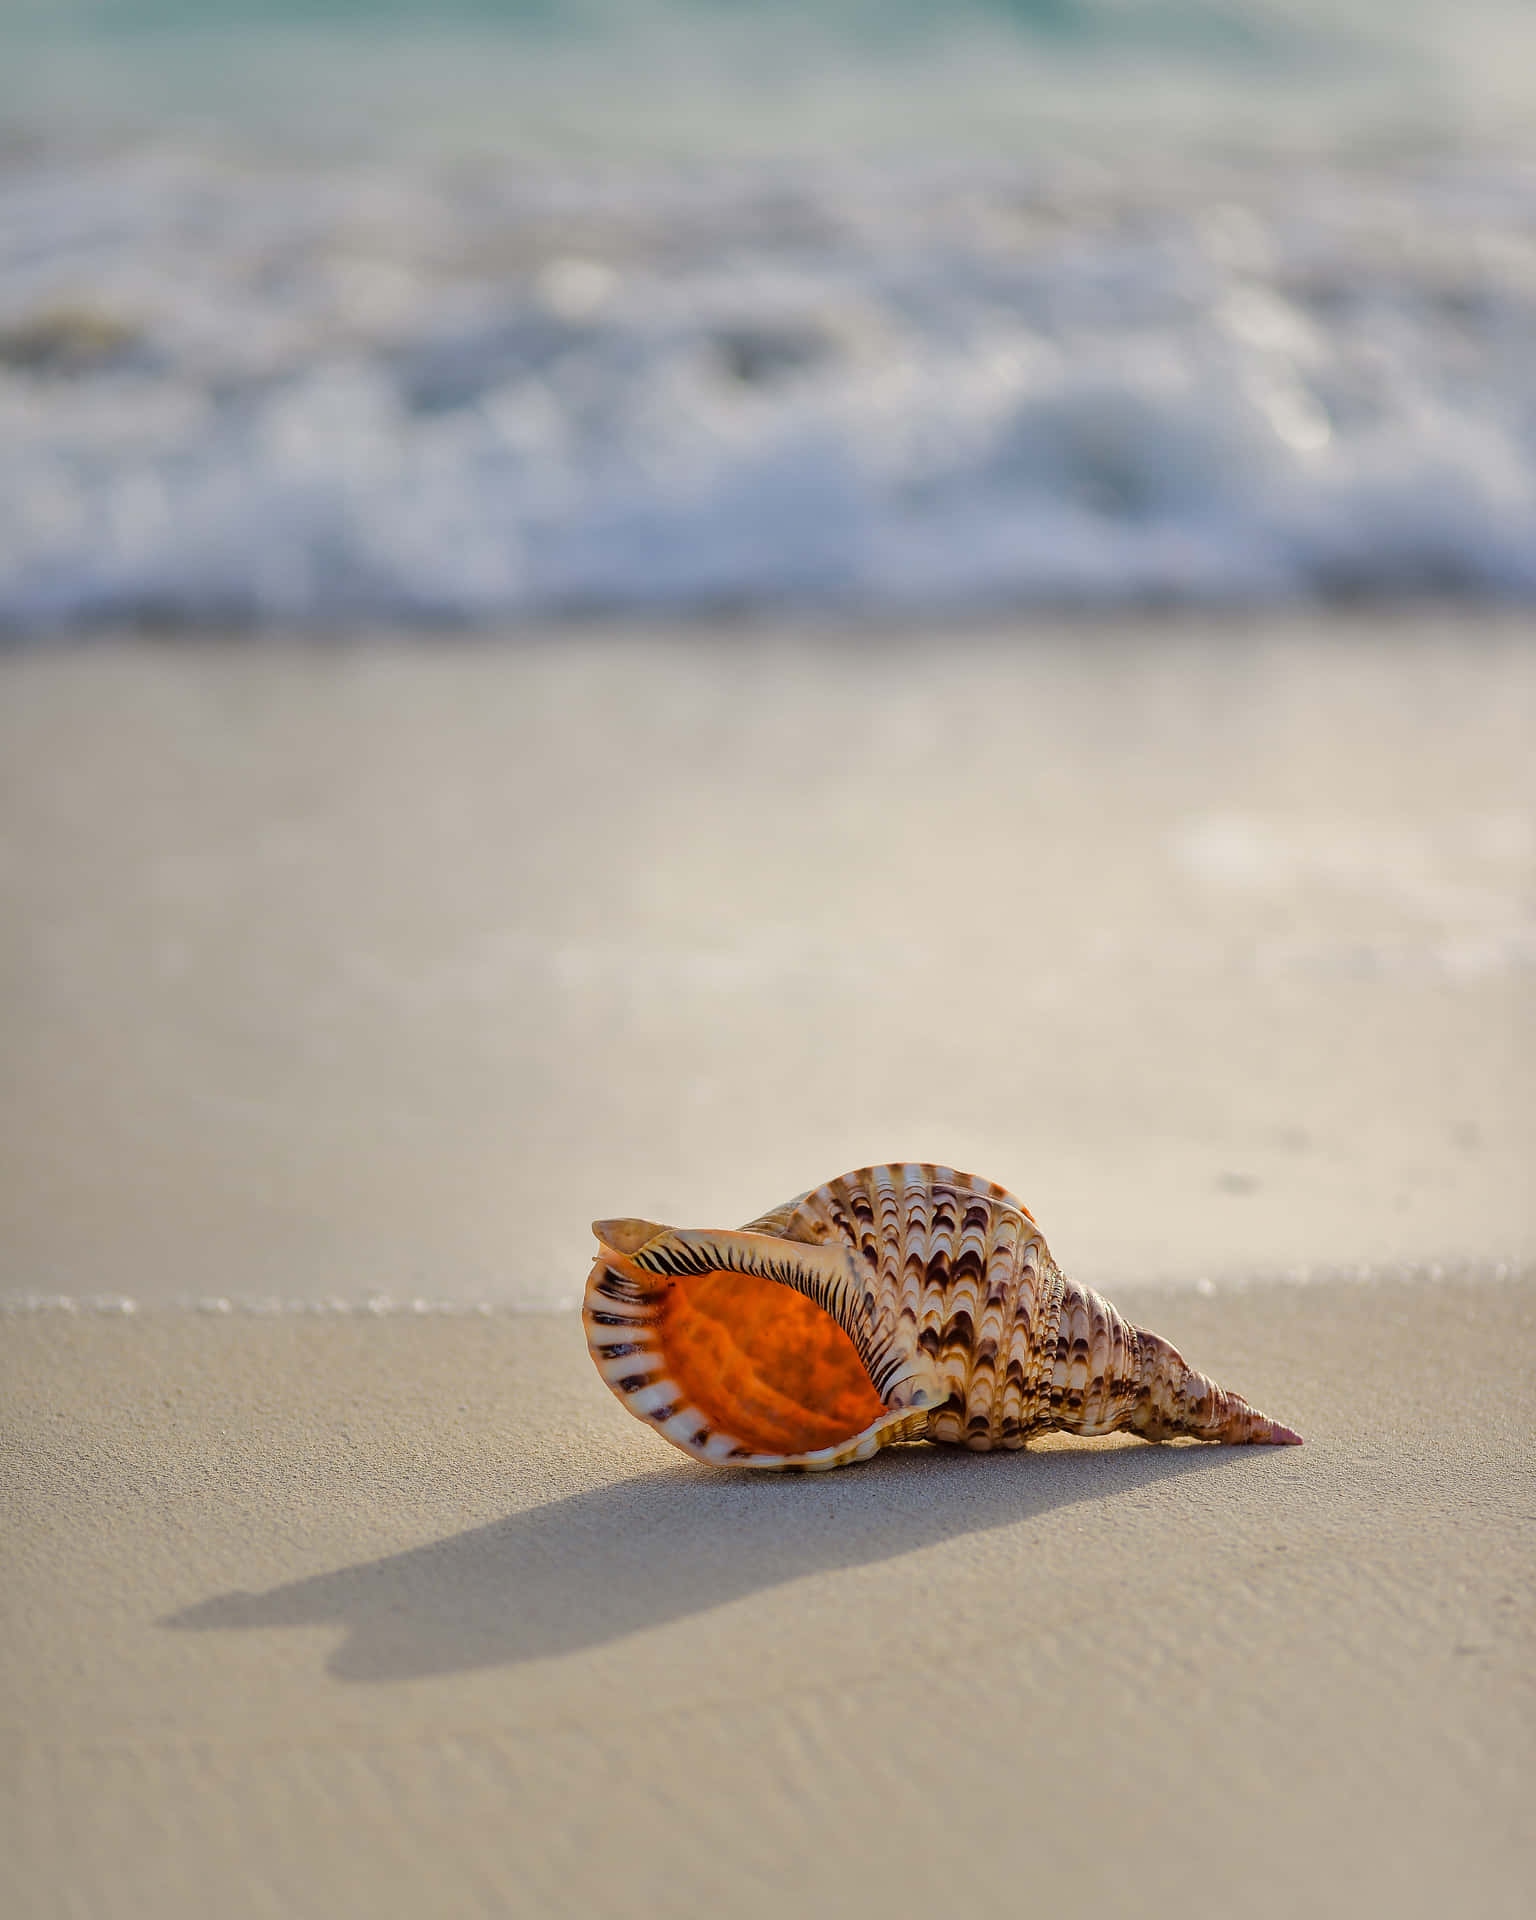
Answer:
[585,1163,1301,1469]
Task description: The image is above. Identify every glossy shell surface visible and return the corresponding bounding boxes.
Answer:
[585,1163,1301,1470]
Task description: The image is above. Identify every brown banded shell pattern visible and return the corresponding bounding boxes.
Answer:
[585,1162,1301,1469]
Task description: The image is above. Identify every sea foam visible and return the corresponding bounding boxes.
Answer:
[3,145,1534,627]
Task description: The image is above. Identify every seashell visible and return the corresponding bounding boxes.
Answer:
[585,1162,1301,1470]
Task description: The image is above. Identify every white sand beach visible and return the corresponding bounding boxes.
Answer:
[2,617,1534,1918]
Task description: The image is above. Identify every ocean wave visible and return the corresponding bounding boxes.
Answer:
[3,147,1535,626]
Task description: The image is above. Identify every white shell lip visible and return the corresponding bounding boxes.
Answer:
[650,1404,932,1474]
[735,1405,932,1473]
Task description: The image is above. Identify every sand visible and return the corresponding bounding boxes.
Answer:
[1,616,1532,1309]
[4,1280,1534,1920]
[2,616,1534,1916]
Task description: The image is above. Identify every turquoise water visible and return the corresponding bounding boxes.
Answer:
[2,2,1534,624]
[8,0,1534,160]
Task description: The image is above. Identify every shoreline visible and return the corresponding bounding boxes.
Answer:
[7,601,1536,650]
[2,1253,1533,1321]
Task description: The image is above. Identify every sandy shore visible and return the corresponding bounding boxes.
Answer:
[2,617,1533,1916]
[2,617,1533,1309]
[4,1278,1533,1920]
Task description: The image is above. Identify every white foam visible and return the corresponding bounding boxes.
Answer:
[3,146,1536,626]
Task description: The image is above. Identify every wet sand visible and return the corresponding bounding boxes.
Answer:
[1,617,1532,1309]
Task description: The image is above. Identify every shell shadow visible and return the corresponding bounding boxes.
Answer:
[163,1442,1257,1683]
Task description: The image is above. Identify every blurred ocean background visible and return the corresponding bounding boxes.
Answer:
[3,0,1535,628]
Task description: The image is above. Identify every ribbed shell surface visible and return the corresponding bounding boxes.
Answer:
[744,1162,1150,1449]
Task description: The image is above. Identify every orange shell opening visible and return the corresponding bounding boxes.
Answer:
[659,1268,886,1457]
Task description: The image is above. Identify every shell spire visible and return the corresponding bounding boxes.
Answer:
[584,1163,1301,1470]
[1125,1326,1303,1445]
[1036,1269,1302,1445]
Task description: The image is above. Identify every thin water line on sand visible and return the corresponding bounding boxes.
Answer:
[1,1260,1529,1318]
